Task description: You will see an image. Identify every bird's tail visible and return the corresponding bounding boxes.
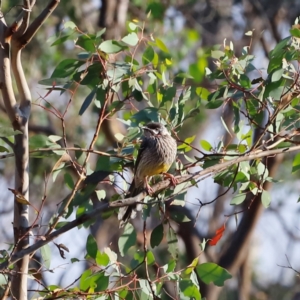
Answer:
[118,183,144,228]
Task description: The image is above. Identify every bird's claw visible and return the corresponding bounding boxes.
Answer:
[163,173,178,186]
[146,182,154,195]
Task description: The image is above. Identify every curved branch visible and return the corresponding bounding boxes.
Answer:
[0,202,109,270]
[20,0,60,46]
[0,138,296,270]
[16,0,36,37]
[11,46,31,112]
[0,19,19,125]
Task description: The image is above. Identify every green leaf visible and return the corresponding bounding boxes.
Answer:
[221,116,231,136]
[268,37,290,73]
[0,274,8,286]
[73,63,103,86]
[50,34,71,46]
[131,250,144,269]
[0,127,22,138]
[104,247,117,263]
[46,285,61,291]
[184,257,199,275]
[95,251,110,266]
[179,279,201,300]
[64,173,74,189]
[128,22,137,31]
[172,190,186,207]
[257,161,269,179]
[76,34,97,52]
[189,62,203,83]
[261,190,271,208]
[205,100,223,109]
[80,270,109,292]
[118,223,136,257]
[155,38,169,53]
[139,279,152,298]
[271,68,284,82]
[184,135,196,145]
[200,139,212,151]
[79,88,97,115]
[98,40,127,54]
[167,226,178,258]
[203,157,220,169]
[146,2,165,19]
[292,153,300,173]
[142,46,155,65]
[96,28,106,38]
[41,244,51,269]
[163,259,176,273]
[240,74,251,88]
[29,134,48,149]
[150,223,164,248]
[131,107,160,123]
[86,234,98,259]
[79,269,93,291]
[63,21,77,29]
[54,221,68,229]
[146,250,155,266]
[177,135,196,152]
[95,156,111,172]
[196,262,232,286]
[122,32,139,46]
[51,59,85,78]
[94,272,109,292]
[230,193,246,205]
[48,135,62,143]
[50,27,78,46]
[95,87,106,108]
[0,145,9,152]
[290,27,300,38]
[160,86,177,105]
[211,50,225,59]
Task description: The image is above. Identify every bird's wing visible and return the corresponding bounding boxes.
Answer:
[133,137,147,176]
[127,137,147,195]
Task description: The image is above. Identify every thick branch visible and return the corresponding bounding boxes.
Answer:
[11,44,31,112]
[0,202,109,270]
[0,19,19,125]
[21,0,60,46]
[16,0,36,36]
[0,140,298,269]
[0,143,286,270]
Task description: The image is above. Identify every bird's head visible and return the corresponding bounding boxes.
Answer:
[142,122,170,137]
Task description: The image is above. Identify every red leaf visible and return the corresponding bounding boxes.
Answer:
[209,224,226,246]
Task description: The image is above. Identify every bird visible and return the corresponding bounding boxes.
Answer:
[118,122,177,228]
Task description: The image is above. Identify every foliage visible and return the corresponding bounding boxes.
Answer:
[2,5,300,300]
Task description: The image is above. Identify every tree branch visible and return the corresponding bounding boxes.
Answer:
[16,0,36,37]
[11,45,31,111]
[0,137,293,271]
[0,202,109,270]
[20,0,60,46]
[0,18,19,125]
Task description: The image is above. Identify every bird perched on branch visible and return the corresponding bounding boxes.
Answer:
[118,122,177,228]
